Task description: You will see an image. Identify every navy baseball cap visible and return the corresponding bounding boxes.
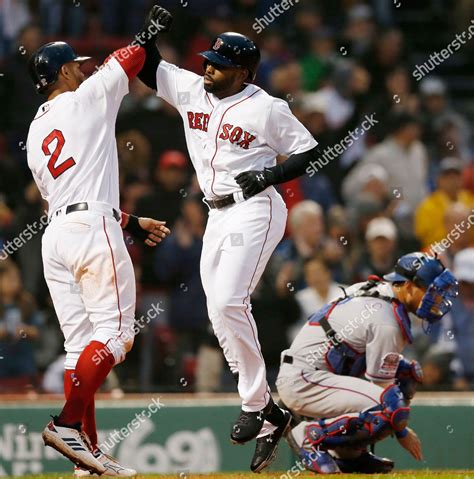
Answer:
[384,252,445,288]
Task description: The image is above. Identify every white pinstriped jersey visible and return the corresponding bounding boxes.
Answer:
[27,57,128,214]
[155,60,317,198]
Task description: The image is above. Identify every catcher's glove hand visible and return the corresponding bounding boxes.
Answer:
[235,168,276,199]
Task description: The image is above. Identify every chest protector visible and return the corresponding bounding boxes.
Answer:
[307,276,412,377]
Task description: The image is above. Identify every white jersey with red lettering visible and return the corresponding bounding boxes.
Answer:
[155,60,317,198]
[27,51,144,370]
[27,57,128,214]
[153,60,317,417]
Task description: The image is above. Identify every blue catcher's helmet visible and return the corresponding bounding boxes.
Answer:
[28,42,91,94]
[384,252,459,323]
[199,32,260,82]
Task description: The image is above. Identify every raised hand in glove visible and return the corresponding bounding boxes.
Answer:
[137,5,173,45]
[234,168,277,199]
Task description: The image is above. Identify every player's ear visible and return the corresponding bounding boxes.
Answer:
[238,67,249,84]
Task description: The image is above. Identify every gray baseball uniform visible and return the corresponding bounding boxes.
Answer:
[276,281,411,424]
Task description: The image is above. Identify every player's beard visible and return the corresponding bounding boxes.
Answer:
[203,75,236,95]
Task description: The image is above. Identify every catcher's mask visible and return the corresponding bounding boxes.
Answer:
[384,252,459,324]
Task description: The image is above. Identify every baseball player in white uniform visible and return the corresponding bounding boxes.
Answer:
[26,6,172,476]
[276,253,458,474]
[137,29,320,471]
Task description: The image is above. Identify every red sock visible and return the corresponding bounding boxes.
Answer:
[58,341,114,426]
[83,398,98,449]
[64,370,98,448]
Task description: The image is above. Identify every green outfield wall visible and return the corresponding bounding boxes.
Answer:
[0,395,472,476]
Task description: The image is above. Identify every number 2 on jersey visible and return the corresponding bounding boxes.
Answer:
[42,129,76,179]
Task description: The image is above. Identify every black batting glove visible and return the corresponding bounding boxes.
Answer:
[235,168,277,199]
[137,5,173,45]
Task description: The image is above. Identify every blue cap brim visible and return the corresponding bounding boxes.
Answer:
[199,51,236,68]
[383,272,409,282]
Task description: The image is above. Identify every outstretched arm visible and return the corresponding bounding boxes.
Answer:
[105,5,172,83]
[136,5,172,89]
[121,213,170,247]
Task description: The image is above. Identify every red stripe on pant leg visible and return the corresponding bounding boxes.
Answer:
[242,195,273,404]
[102,216,122,331]
[301,371,380,406]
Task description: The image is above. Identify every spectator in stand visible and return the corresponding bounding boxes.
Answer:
[415,157,474,249]
[0,260,40,392]
[135,150,189,286]
[343,4,376,59]
[344,111,428,213]
[0,0,31,59]
[153,196,208,389]
[287,4,323,57]
[275,200,325,290]
[352,216,399,282]
[39,0,86,36]
[0,23,43,143]
[269,61,303,99]
[12,181,49,305]
[342,163,389,206]
[255,27,291,92]
[362,29,406,96]
[443,248,474,389]
[295,256,342,323]
[299,28,335,91]
[275,200,345,289]
[419,77,471,165]
[297,92,340,204]
[435,202,474,269]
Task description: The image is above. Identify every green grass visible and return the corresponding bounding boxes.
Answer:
[6,472,474,479]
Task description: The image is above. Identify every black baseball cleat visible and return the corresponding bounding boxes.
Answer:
[335,450,395,473]
[250,409,292,473]
[231,397,286,444]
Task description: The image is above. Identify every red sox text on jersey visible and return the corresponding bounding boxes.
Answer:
[187,111,257,150]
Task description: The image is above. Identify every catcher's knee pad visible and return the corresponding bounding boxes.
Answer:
[302,385,410,450]
[378,384,410,432]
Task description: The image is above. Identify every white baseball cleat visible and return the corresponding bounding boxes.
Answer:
[42,419,106,475]
[74,448,137,477]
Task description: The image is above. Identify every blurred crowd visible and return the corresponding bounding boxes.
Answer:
[1,0,474,394]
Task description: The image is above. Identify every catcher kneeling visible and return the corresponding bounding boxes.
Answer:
[276,252,458,474]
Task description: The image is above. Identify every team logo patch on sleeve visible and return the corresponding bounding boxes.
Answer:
[378,352,401,378]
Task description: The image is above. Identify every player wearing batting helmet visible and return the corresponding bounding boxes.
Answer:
[26,5,172,476]
[275,252,458,473]
[137,17,321,472]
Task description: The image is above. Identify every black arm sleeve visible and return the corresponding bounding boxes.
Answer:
[265,145,320,184]
[137,43,162,90]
